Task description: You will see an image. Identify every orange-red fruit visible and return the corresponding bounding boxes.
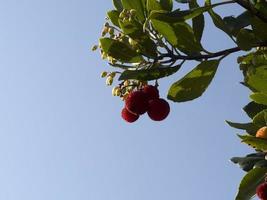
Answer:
[256,126,267,139]
[121,108,139,123]
[143,85,159,100]
[256,182,267,200]
[147,98,170,121]
[125,91,149,115]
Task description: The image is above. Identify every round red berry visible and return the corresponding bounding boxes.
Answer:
[257,182,267,200]
[147,98,170,121]
[121,107,139,123]
[143,85,159,100]
[125,90,149,115]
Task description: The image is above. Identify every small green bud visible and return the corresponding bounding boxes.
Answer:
[101,71,108,78]
[130,9,136,16]
[112,87,121,96]
[109,72,116,78]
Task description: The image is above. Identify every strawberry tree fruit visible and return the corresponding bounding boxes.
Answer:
[121,107,139,123]
[147,98,170,121]
[143,85,159,101]
[256,126,267,139]
[256,182,267,200]
[125,90,149,115]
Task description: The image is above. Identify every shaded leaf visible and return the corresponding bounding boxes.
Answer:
[167,60,219,102]
[119,64,181,81]
[226,120,259,135]
[236,29,259,51]
[239,135,267,151]
[113,0,123,12]
[107,10,120,27]
[243,101,267,119]
[253,109,267,127]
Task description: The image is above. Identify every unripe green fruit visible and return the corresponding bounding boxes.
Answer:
[106,76,113,86]
[101,71,108,78]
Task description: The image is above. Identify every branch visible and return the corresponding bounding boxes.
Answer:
[159,47,241,61]
[234,0,267,23]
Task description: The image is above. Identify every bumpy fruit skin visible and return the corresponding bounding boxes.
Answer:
[143,85,159,101]
[256,182,267,200]
[125,91,149,115]
[147,98,170,121]
[121,108,139,123]
[256,126,267,139]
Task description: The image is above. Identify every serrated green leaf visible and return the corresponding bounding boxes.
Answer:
[226,120,259,135]
[99,38,143,63]
[119,64,181,81]
[253,109,267,127]
[235,167,267,200]
[250,93,267,106]
[239,135,267,151]
[167,60,219,102]
[107,10,120,27]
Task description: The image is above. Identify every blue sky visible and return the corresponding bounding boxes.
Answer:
[0,0,255,199]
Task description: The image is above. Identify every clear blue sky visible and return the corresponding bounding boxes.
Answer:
[0,1,255,199]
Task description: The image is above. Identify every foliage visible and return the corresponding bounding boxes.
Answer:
[94,0,267,199]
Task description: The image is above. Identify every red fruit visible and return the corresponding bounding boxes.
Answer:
[121,107,139,123]
[125,90,149,115]
[147,98,170,121]
[143,85,159,100]
[257,182,267,200]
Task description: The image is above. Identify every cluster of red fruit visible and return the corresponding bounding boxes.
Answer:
[257,182,267,200]
[121,85,170,123]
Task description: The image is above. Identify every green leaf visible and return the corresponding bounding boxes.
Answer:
[235,167,267,200]
[250,93,267,106]
[121,0,145,22]
[174,0,190,3]
[147,0,173,12]
[223,11,251,36]
[137,36,158,58]
[119,64,181,81]
[246,65,267,93]
[113,0,123,12]
[189,0,205,42]
[253,109,267,127]
[231,153,266,172]
[243,102,267,119]
[151,19,202,54]
[236,29,259,51]
[107,10,120,27]
[226,120,259,135]
[167,60,219,102]
[205,0,233,39]
[118,18,143,38]
[239,135,267,151]
[99,38,143,63]
[251,16,267,42]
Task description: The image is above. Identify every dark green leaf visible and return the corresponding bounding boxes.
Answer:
[121,0,145,22]
[205,0,233,39]
[118,18,143,38]
[174,0,190,3]
[236,29,259,51]
[243,101,267,119]
[113,0,123,12]
[119,64,181,81]
[99,38,143,63]
[253,109,267,127]
[107,10,120,27]
[235,167,267,200]
[231,153,266,172]
[189,0,205,42]
[167,60,219,102]
[251,16,267,42]
[250,93,267,106]
[226,120,259,135]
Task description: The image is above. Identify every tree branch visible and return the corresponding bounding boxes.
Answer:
[159,47,241,61]
[234,0,267,23]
